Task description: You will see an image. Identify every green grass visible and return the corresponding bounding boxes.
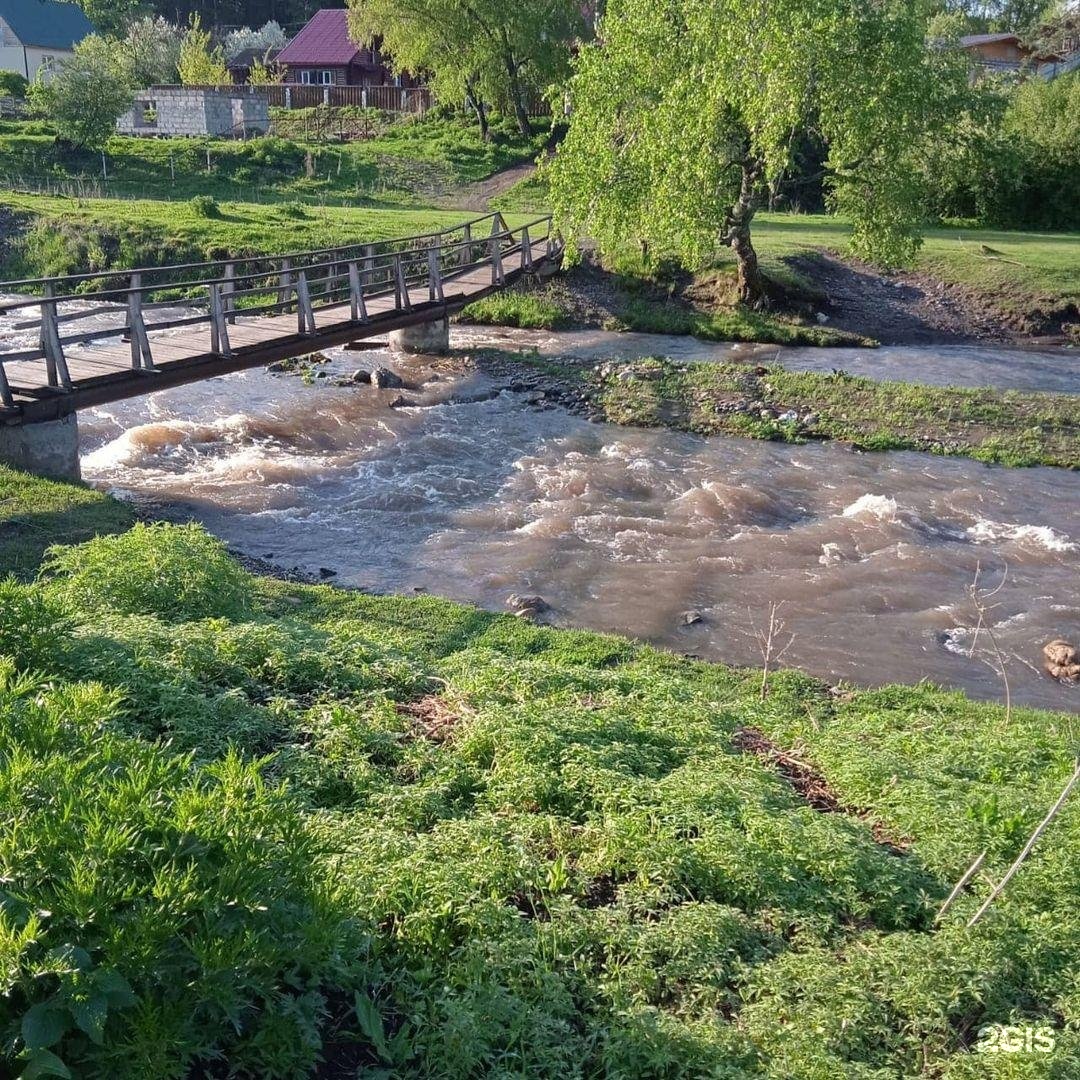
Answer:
[747,214,1080,323]
[0,465,135,579]
[0,115,550,206]
[461,292,571,330]
[0,193,523,283]
[603,294,868,347]
[0,477,1079,1076]
[518,356,1079,469]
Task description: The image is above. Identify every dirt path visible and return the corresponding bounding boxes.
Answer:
[438,160,541,212]
[787,252,1017,345]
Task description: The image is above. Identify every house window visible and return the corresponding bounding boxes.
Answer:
[300,69,334,85]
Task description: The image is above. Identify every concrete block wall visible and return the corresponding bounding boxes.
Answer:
[117,87,271,138]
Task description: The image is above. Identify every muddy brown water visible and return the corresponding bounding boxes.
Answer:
[55,324,1076,712]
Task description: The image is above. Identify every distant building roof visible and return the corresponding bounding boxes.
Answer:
[959,33,1022,48]
[227,47,281,71]
[277,9,364,67]
[0,0,94,50]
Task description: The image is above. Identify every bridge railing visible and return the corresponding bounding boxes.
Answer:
[0,212,561,409]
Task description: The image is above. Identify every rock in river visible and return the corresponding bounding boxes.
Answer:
[371,368,406,389]
[1044,640,1080,682]
[506,594,550,619]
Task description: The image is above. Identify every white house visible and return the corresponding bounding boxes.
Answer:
[0,0,94,84]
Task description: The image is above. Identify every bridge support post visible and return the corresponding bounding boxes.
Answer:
[389,317,449,356]
[0,412,81,482]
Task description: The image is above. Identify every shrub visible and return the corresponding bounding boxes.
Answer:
[0,72,28,99]
[188,194,221,219]
[40,522,254,622]
[926,73,1080,231]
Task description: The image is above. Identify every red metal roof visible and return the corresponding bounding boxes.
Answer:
[277,9,363,66]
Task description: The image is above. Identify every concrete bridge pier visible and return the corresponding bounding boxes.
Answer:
[0,413,82,482]
[389,317,450,355]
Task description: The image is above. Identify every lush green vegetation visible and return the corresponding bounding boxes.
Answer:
[0,193,516,282]
[512,356,1080,469]
[927,71,1080,232]
[0,116,550,205]
[550,0,963,307]
[597,214,1080,334]
[601,294,866,347]
[0,482,1078,1076]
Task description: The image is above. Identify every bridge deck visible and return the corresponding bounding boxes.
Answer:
[0,215,558,424]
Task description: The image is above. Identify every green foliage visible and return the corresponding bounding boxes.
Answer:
[0,662,363,1079]
[0,465,135,580]
[121,15,183,89]
[942,72,1080,231]
[462,292,570,329]
[0,505,1076,1075]
[73,0,145,38]
[40,522,254,622]
[551,0,969,301]
[177,15,228,87]
[0,578,72,672]
[27,36,134,151]
[0,72,29,100]
[187,193,221,218]
[348,0,587,134]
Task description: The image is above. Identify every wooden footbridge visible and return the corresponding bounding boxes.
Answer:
[0,212,562,427]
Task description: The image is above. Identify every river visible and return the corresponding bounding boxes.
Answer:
[54,324,1076,711]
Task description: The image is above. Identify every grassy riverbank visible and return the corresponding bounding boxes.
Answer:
[491,355,1080,469]
[0,193,518,282]
[0,471,1078,1077]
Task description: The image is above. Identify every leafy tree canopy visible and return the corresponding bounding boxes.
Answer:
[348,0,589,137]
[549,0,968,306]
[177,15,229,86]
[28,34,134,150]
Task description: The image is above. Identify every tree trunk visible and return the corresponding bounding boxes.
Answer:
[500,39,532,137]
[465,84,490,142]
[724,159,767,309]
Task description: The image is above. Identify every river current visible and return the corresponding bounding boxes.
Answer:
[52,324,1077,711]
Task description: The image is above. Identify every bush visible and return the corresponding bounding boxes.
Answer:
[926,73,1080,230]
[40,522,254,622]
[0,71,28,99]
[188,194,221,219]
[0,577,72,670]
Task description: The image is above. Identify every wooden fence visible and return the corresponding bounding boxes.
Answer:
[263,85,433,114]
